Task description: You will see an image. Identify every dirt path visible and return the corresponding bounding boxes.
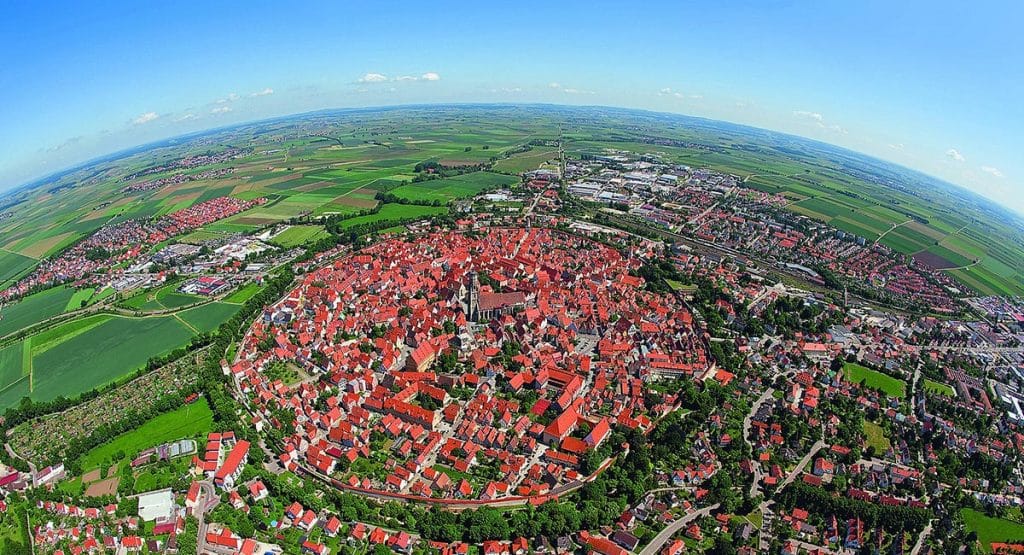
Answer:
[874,219,912,245]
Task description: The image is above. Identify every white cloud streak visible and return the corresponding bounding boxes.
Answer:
[132,112,159,125]
[981,165,1004,178]
[946,148,966,162]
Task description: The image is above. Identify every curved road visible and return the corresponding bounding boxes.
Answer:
[638,503,720,555]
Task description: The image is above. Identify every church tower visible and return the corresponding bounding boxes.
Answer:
[467,271,480,322]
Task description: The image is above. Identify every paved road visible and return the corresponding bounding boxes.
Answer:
[910,521,933,555]
[638,503,720,555]
[743,387,775,498]
[778,440,826,490]
[195,480,223,554]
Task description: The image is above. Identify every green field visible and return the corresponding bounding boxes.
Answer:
[30,316,195,403]
[0,302,241,409]
[269,225,329,247]
[0,250,36,287]
[337,204,448,230]
[0,286,77,338]
[843,362,906,398]
[0,342,25,399]
[78,398,214,471]
[64,288,95,311]
[862,421,891,454]
[961,508,1024,552]
[492,147,558,174]
[122,282,204,311]
[223,283,262,304]
[389,171,518,203]
[177,302,241,333]
[922,379,956,397]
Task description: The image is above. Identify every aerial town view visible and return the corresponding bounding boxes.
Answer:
[0,2,1021,554]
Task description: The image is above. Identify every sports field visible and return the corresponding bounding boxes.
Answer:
[961,508,1024,552]
[269,225,329,247]
[843,362,906,398]
[77,398,214,471]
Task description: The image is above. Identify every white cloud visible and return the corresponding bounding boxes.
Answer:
[174,113,198,122]
[394,75,418,82]
[793,110,825,123]
[420,72,440,81]
[358,73,388,83]
[132,112,159,125]
[945,148,966,162]
[548,82,562,89]
[689,94,703,99]
[210,106,232,114]
[981,165,1005,178]
[250,88,274,97]
[888,143,905,150]
[562,88,595,95]
[216,93,240,104]
[491,87,523,93]
[793,110,845,133]
[658,87,685,99]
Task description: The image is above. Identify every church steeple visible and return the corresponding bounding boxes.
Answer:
[467,270,480,322]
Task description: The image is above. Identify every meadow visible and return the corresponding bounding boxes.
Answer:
[961,508,1024,552]
[121,282,204,311]
[843,362,906,398]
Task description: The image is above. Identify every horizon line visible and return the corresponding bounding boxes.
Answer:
[2,101,1020,220]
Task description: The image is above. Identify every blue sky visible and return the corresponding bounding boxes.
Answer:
[1,1,1021,212]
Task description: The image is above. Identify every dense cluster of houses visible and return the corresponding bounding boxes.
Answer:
[230,228,709,501]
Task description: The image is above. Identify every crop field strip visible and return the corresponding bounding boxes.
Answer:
[0,301,240,409]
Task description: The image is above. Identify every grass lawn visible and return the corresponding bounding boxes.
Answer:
[270,225,329,247]
[961,508,1024,552]
[843,362,906,398]
[666,279,698,293]
[922,379,956,397]
[862,421,891,454]
[78,398,214,471]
